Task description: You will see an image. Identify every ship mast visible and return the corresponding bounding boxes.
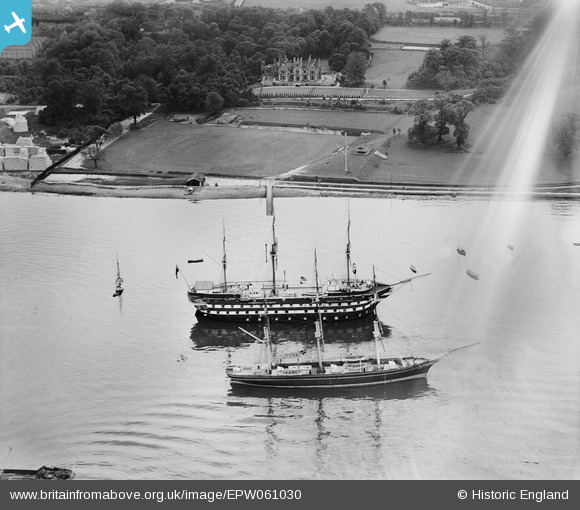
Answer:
[373,320,382,370]
[221,220,227,290]
[263,306,273,371]
[270,217,278,296]
[314,249,324,371]
[346,205,351,288]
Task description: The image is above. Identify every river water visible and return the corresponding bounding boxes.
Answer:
[0,192,578,480]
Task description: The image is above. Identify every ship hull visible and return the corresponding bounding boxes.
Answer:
[227,361,435,389]
[189,284,392,322]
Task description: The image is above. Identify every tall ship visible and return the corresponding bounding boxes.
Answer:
[183,214,427,323]
[226,266,476,389]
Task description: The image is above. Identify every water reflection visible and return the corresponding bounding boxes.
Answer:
[190,315,392,349]
[548,201,580,218]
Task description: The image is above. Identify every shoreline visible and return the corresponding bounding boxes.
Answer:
[2,173,579,201]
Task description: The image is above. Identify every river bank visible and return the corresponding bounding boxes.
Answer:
[3,172,580,201]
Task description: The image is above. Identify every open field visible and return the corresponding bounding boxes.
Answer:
[99,114,347,178]
[373,26,507,45]
[234,108,403,133]
[88,104,579,188]
[366,47,425,89]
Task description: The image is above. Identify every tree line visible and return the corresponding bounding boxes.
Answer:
[404,8,566,151]
[406,8,553,101]
[0,1,387,142]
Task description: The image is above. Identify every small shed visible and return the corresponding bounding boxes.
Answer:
[186,172,206,186]
[352,142,372,156]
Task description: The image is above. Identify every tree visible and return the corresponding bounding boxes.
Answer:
[205,91,224,115]
[342,52,368,86]
[82,144,103,168]
[434,101,454,141]
[448,99,475,147]
[407,100,437,144]
[452,122,470,148]
[479,34,489,59]
[118,84,149,124]
[329,52,347,72]
[553,113,578,158]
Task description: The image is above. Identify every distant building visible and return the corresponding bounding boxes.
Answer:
[1,37,48,59]
[261,57,323,86]
[408,0,469,6]
[434,16,463,23]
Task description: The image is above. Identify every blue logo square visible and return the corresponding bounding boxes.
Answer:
[0,1,32,53]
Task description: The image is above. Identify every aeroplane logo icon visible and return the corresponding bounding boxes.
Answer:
[0,2,31,53]
[4,12,26,34]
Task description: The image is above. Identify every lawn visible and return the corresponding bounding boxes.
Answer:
[235,108,401,133]
[365,47,426,89]
[101,114,347,178]
[100,103,579,188]
[373,26,507,46]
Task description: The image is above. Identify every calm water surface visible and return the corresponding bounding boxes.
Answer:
[0,192,579,479]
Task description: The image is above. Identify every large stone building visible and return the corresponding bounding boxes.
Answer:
[261,56,323,86]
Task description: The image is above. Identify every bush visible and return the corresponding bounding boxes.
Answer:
[472,84,506,103]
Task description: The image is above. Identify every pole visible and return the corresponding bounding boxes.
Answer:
[270,217,277,296]
[344,132,348,173]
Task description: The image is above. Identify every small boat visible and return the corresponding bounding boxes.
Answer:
[410,264,417,273]
[113,252,124,297]
[0,466,74,480]
[466,268,479,281]
[507,244,514,250]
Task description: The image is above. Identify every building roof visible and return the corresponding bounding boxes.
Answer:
[1,37,48,59]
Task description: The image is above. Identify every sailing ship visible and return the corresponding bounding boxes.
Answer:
[226,298,475,389]
[185,215,427,322]
[113,253,124,297]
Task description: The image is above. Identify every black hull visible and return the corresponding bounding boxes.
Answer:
[189,284,392,322]
[228,361,435,389]
[0,467,74,480]
[229,377,431,399]
[195,304,379,322]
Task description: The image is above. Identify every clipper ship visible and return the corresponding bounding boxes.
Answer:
[227,317,445,389]
[226,255,474,389]
[183,215,427,323]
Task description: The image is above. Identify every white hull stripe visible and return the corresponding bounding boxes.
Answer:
[230,373,428,388]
